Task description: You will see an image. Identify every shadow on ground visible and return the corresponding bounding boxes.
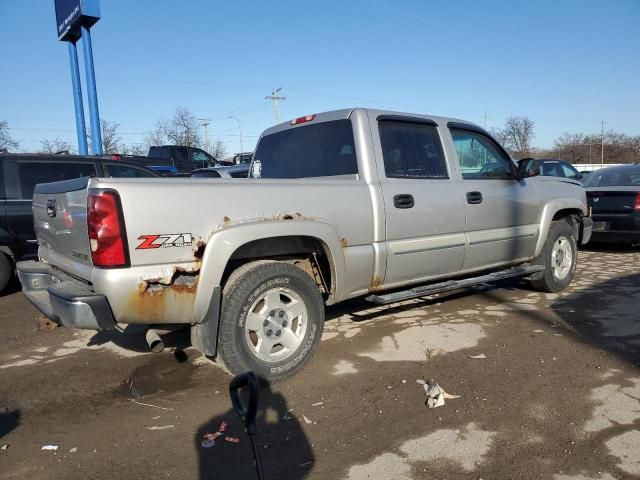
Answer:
[0,409,20,438]
[196,386,313,480]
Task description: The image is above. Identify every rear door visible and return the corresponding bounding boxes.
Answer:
[5,158,97,259]
[448,125,540,270]
[371,115,467,287]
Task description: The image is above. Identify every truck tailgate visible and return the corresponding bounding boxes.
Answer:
[33,177,93,281]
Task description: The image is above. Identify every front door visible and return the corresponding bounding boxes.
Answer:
[448,126,540,271]
[372,116,467,288]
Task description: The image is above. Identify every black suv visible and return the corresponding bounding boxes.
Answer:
[0,154,159,293]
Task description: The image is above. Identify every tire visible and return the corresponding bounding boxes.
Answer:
[216,260,325,383]
[0,253,12,294]
[530,220,578,292]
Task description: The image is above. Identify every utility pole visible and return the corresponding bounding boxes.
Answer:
[198,118,211,153]
[483,112,488,129]
[228,116,244,153]
[600,119,605,167]
[265,88,286,123]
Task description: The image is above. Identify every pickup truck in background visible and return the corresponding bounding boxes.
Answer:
[17,108,593,382]
[113,145,227,174]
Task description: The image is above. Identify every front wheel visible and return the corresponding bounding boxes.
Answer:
[216,261,325,383]
[530,220,578,292]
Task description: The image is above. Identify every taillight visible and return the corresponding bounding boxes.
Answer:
[635,193,640,211]
[87,191,129,267]
[111,154,121,161]
[290,114,316,125]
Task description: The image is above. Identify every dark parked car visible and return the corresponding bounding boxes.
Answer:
[0,154,159,293]
[583,164,640,245]
[520,158,583,181]
[191,165,250,178]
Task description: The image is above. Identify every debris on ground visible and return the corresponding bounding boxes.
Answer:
[468,353,487,359]
[311,401,324,406]
[128,379,174,411]
[302,415,313,424]
[420,379,461,408]
[69,447,78,453]
[35,315,58,331]
[146,425,175,431]
[299,461,313,468]
[200,421,231,448]
[41,445,59,451]
[283,408,294,420]
[1,444,8,451]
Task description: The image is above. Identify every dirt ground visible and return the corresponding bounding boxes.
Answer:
[1,245,639,480]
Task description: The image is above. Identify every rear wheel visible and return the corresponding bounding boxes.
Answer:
[530,220,577,292]
[216,261,325,383]
[0,253,12,294]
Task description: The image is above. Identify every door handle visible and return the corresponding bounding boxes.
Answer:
[466,191,483,204]
[393,194,414,209]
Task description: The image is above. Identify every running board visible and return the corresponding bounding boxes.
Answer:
[365,265,545,305]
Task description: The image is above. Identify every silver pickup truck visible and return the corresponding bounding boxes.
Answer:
[17,108,593,382]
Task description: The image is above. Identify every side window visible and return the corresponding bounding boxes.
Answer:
[560,162,581,180]
[450,129,514,180]
[378,121,448,179]
[542,162,564,177]
[192,150,211,168]
[103,164,155,178]
[173,147,188,165]
[17,162,96,199]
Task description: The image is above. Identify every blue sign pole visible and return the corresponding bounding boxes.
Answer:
[67,40,88,155]
[81,25,103,155]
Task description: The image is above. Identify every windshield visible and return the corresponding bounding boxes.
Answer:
[582,167,640,187]
[251,120,357,179]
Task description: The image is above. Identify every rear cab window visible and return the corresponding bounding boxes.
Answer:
[251,120,358,179]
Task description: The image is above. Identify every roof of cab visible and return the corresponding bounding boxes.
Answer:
[261,108,477,137]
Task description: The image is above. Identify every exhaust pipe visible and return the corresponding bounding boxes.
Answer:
[145,329,164,353]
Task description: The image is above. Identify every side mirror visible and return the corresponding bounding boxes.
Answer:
[517,158,540,179]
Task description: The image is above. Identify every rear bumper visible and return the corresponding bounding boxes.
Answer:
[16,260,116,330]
[589,213,640,244]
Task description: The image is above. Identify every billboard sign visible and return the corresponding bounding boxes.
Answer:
[55,0,100,41]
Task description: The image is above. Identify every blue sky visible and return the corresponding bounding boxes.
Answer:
[1,0,639,154]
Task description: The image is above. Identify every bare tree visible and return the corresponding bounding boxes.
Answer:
[209,138,228,160]
[495,116,535,156]
[121,143,147,156]
[100,119,122,154]
[0,120,20,152]
[40,138,74,154]
[550,130,640,165]
[157,106,202,147]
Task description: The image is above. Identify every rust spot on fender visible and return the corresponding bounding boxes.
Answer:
[340,238,348,248]
[193,240,206,260]
[369,275,384,291]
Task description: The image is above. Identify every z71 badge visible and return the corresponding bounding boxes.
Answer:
[136,233,193,250]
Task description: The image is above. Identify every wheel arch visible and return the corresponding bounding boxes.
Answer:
[534,200,587,257]
[192,220,346,322]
